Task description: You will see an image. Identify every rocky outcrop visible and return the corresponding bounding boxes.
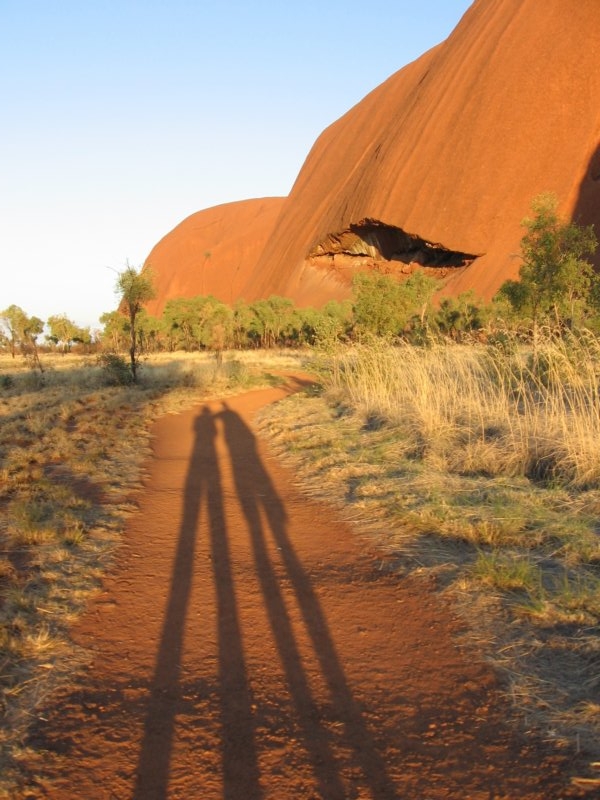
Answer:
[143,198,284,317]
[245,0,600,306]
[145,0,600,311]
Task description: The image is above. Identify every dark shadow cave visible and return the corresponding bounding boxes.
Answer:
[308,218,479,270]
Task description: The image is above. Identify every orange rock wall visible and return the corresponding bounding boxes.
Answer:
[145,0,600,314]
[144,198,284,317]
[246,0,600,305]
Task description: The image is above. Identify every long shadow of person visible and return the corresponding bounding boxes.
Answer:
[217,402,398,799]
[134,405,261,800]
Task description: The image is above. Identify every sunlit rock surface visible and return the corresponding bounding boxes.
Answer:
[144,198,284,317]
[147,0,600,311]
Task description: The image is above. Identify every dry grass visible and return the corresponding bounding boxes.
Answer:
[323,333,600,488]
[256,334,600,758]
[0,348,303,792]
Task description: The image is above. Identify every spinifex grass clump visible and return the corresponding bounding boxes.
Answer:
[326,332,600,488]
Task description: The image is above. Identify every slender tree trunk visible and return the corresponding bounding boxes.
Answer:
[129,310,137,382]
[31,341,43,373]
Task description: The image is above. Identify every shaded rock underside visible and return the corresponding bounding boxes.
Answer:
[307,219,479,279]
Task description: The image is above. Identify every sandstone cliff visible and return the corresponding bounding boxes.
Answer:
[144,198,284,317]
[246,0,600,305]
[146,0,600,312]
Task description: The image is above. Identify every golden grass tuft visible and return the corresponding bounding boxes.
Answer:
[323,333,600,488]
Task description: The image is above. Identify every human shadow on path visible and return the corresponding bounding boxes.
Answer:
[217,402,398,800]
[134,406,261,800]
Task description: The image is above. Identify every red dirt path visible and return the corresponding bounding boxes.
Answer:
[24,379,583,799]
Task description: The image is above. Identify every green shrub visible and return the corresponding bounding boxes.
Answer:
[98,353,133,386]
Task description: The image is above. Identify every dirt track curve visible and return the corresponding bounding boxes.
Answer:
[23,378,582,799]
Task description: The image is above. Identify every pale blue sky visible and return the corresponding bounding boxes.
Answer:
[1,1,472,329]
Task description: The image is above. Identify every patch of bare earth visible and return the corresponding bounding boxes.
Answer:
[16,379,587,798]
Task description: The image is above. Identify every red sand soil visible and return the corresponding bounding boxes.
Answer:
[22,379,586,799]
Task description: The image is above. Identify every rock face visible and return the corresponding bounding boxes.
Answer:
[144,198,284,317]
[146,0,600,312]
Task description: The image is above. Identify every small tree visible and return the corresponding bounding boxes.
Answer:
[352,272,407,337]
[163,297,199,350]
[202,300,234,356]
[72,326,93,352]
[248,296,296,348]
[0,305,44,370]
[0,304,28,358]
[99,310,130,352]
[497,194,598,341]
[115,264,155,382]
[136,311,165,354]
[352,270,438,338]
[232,300,255,349]
[47,313,80,352]
[22,315,45,372]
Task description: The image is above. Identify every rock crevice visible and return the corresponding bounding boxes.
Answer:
[308,219,479,270]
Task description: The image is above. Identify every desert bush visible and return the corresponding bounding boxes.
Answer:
[98,352,134,385]
[497,193,598,334]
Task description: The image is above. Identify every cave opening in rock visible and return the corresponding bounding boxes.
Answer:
[308,218,479,269]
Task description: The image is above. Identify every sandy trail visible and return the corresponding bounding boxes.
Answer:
[24,379,579,799]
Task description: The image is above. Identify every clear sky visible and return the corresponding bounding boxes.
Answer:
[1,1,473,331]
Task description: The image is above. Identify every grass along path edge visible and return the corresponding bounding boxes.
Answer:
[0,350,303,794]
[255,385,600,766]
